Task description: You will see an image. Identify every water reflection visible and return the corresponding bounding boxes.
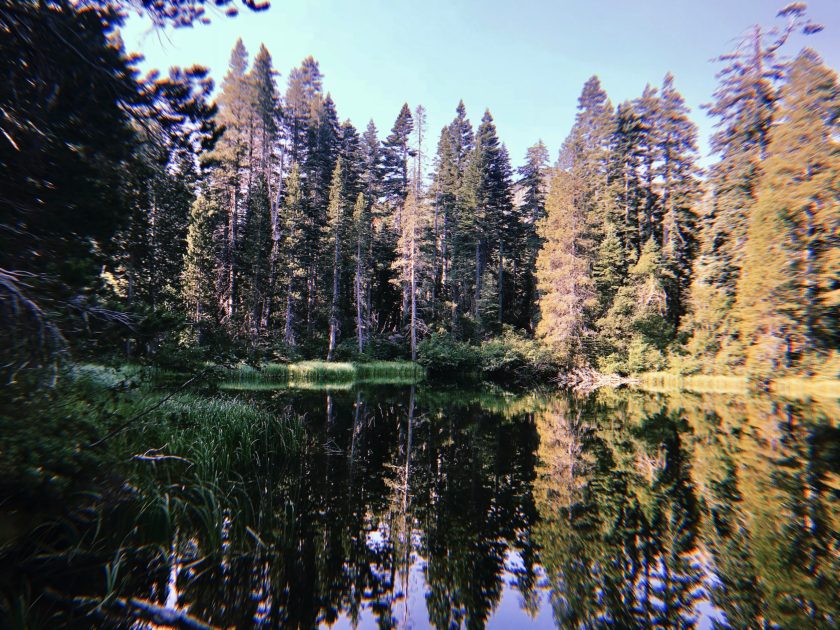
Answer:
[1,386,837,628]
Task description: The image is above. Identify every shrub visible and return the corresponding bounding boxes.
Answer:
[417,333,479,377]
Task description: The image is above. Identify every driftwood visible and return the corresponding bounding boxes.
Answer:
[44,590,217,629]
[116,597,217,630]
[556,367,639,394]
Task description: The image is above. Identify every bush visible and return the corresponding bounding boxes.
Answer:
[418,328,559,386]
[417,333,480,377]
[477,328,559,386]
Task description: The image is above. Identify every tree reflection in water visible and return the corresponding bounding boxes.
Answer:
[1,387,837,628]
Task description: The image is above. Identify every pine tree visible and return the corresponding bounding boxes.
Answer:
[352,193,370,353]
[633,84,661,247]
[183,193,222,330]
[736,49,840,374]
[703,4,819,291]
[395,189,429,361]
[208,38,254,326]
[382,104,415,329]
[607,102,644,258]
[247,45,283,330]
[535,170,596,363]
[382,103,415,212]
[280,164,307,347]
[430,102,475,332]
[248,44,280,186]
[592,222,626,312]
[683,4,821,371]
[326,158,348,360]
[565,76,614,245]
[455,110,513,334]
[516,140,551,331]
[656,73,701,328]
[284,56,323,164]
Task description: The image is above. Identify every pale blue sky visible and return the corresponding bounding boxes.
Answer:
[122,0,839,170]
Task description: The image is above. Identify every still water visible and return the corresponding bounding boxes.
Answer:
[4,385,838,628]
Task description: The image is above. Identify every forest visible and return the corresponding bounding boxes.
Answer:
[1,0,837,386]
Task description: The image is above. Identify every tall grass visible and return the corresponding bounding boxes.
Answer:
[222,360,424,390]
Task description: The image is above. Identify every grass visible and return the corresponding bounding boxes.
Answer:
[637,371,840,399]
[222,360,425,390]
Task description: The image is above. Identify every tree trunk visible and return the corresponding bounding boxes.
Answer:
[327,235,341,361]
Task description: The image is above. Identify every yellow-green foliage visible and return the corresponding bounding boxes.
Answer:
[223,360,425,389]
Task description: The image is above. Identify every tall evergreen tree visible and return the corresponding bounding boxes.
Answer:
[280,164,307,347]
[284,56,323,164]
[326,158,348,360]
[208,38,254,325]
[607,102,644,258]
[535,170,596,363]
[182,193,222,331]
[736,49,839,374]
[656,73,701,328]
[517,140,551,331]
[351,193,370,353]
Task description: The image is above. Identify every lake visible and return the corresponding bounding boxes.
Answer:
[3,383,838,628]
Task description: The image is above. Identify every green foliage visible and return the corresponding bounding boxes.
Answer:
[477,328,559,386]
[417,333,480,376]
[596,239,674,374]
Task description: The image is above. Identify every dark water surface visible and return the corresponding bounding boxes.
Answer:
[3,385,838,628]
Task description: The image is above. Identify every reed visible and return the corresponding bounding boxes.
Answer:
[222,360,425,389]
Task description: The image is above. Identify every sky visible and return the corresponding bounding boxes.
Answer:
[122,0,840,171]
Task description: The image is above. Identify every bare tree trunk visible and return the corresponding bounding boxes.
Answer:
[284,279,295,346]
[355,240,365,354]
[498,241,504,324]
[226,186,237,323]
[261,150,284,329]
[327,236,341,361]
[410,244,417,362]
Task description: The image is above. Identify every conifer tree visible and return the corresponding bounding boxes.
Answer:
[284,56,323,164]
[607,102,644,257]
[352,193,370,353]
[382,103,415,213]
[395,189,428,361]
[183,193,222,329]
[208,38,254,325]
[517,140,550,331]
[281,164,307,347]
[702,4,819,291]
[248,44,280,186]
[430,102,474,331]
[565,76,614,245]
[382,104,415,328]
[656,73,701,327]
[736,49,839,373]
[535,171,596,363]
[592,222,626,313]
[326,158,348,360]
[633,85,661,247]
